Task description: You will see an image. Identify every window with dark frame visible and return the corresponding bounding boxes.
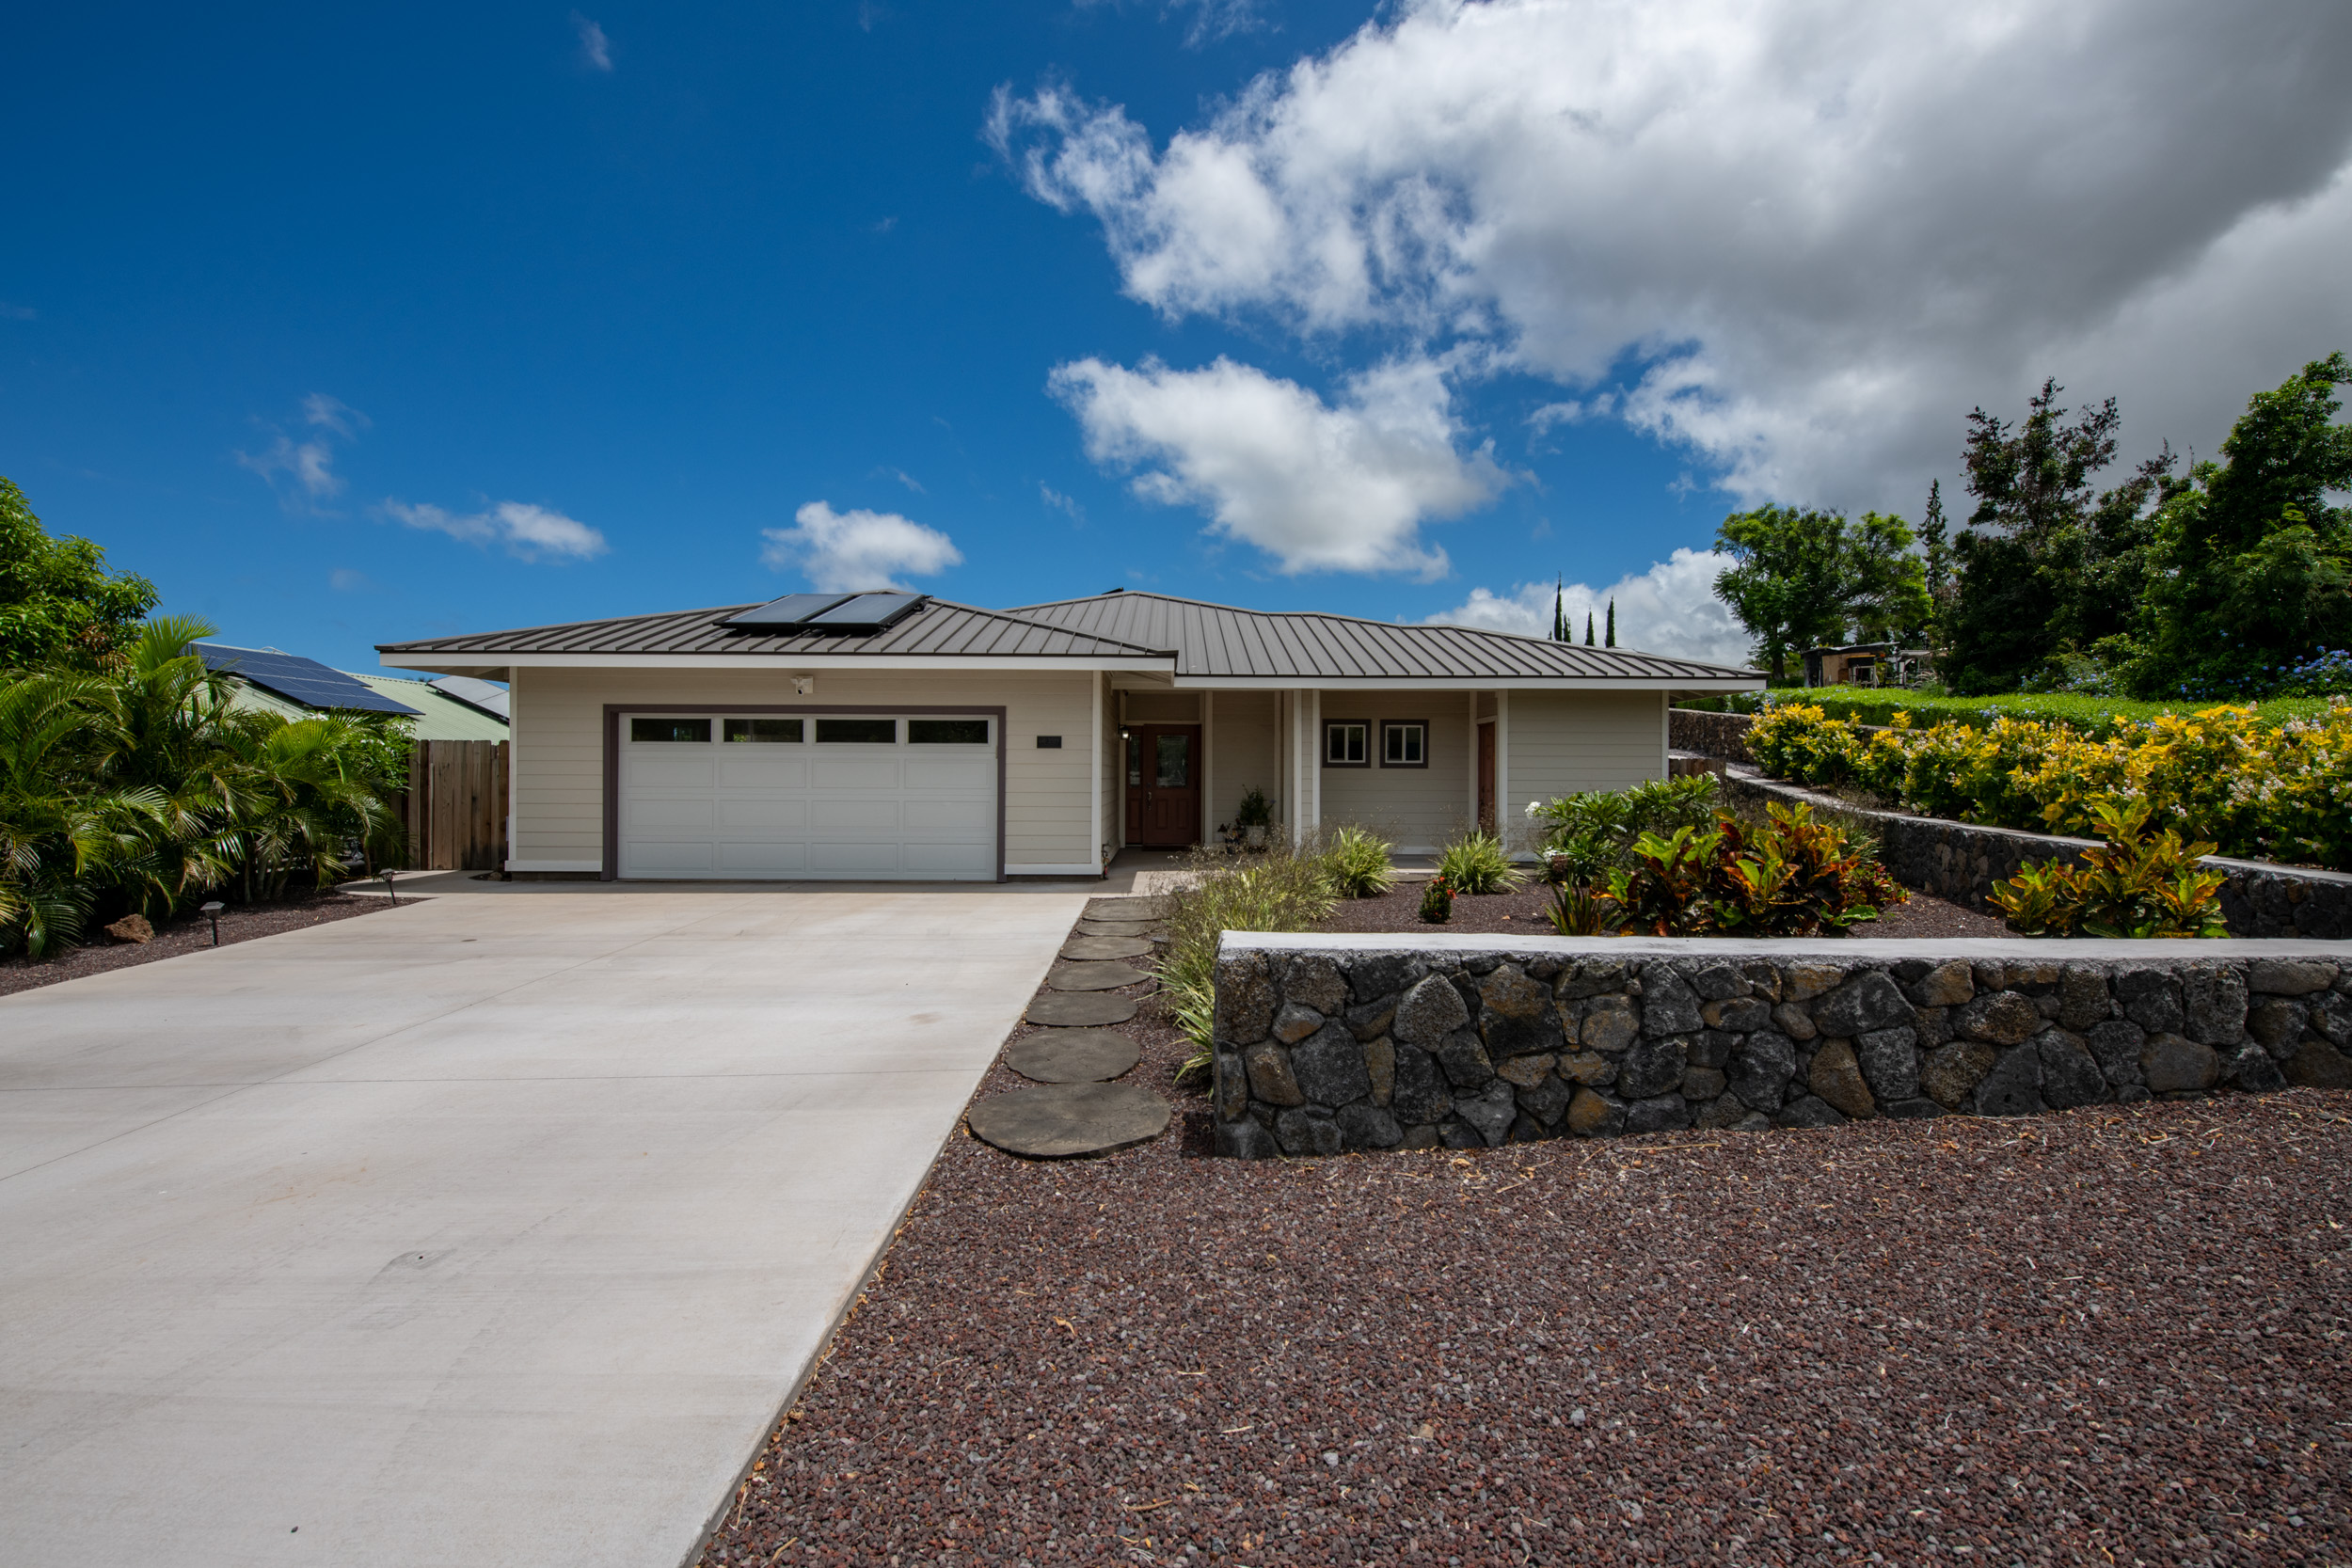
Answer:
[723,718,803,743]
[630,717,711,743]
[814,718,898,744]
[908,718,990,744]
[1324,721,1369,767]
[1381,720,1428,768]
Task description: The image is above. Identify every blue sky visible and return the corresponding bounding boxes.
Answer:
[7,2,2348,673]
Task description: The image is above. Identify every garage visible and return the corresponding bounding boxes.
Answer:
[617,710,999,879]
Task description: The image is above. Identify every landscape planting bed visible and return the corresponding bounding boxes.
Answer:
[1311,882,2004,940]
[691,1056,2351,1566]
[0,889,410,997]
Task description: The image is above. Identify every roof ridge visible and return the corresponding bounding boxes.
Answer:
[380,596,1172,657]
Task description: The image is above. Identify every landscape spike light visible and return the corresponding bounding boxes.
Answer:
[200,901,225,946]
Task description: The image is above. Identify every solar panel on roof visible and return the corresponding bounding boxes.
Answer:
[805,592,921,629]
[193,643,421,716]
[718,594,855,630]
[428,674,510,720]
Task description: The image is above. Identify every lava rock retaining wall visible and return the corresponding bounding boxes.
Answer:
[1667,706,1759,764]
[1210,935,2352,1159]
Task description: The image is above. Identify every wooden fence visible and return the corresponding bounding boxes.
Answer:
[405,739,508,871]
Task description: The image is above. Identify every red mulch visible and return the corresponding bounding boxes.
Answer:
[0,890,412,997]
[691,911,2352,1568]
[1312,880,2009,939]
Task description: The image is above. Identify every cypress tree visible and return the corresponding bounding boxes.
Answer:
[1584,611,1595,645]
[1550,578,1565,641]
[1605,599,1616,647]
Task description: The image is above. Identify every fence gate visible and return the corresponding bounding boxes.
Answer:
[406,739,509,871]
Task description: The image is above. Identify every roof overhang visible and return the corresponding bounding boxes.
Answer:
[1166,673,1764,692]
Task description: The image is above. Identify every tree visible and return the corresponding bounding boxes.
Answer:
[1605,599,1616,647]
[1711,506,1926,680]
[1918,480,1957,657]
[1942,381,2170,693]
[1584,612,1594,645]
[2122,353,2352,696]
[0,479,159,673]
[1549,578,1568,641]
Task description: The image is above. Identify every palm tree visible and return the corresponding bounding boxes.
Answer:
[0,674,166,955]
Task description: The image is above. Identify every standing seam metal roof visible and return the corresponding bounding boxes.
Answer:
[377,590,1759,682]
[1002,592,1756,681]
[376,599,1172,659]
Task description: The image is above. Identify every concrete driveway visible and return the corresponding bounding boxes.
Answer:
[0,889,1086,1568]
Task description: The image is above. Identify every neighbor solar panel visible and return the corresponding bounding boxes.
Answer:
[428,674,511,720]
[193,643,421,716]
[718,594,854,630]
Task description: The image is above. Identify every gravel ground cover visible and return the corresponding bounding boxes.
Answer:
[1311,882,2005,939]
[0,889,410,997]
[694,942,2351,1568]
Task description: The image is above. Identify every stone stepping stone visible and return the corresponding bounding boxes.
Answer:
[1086,896,1168,922]
[1060,934,1152,961]
[1045,960,1147,991]
[1074,919,1160,939]
[967,1083,1170,1158]
[1004,1029,1139,1084]
[1025,990,1138,1027]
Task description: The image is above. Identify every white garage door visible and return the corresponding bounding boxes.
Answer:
[618,713,997,880]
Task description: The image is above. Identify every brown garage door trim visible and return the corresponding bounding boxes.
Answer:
[601,704,1009,882]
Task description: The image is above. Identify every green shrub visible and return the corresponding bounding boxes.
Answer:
[1160,845,1340,1082]
[1324,824,1395,898]
[1541,803,1902,939]
[1418,876,1454,924]
[1989,799,2228,938]
[1437,831,1520,895]
[1684,689,2337,736]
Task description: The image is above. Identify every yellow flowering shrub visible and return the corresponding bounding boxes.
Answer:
[1749,698,2352,871]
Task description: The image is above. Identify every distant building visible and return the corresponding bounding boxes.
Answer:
[1802,642,1934,689]
[192,641,509,741]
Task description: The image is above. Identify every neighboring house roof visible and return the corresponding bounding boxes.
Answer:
[195,640,510,739]
[428,674,511,721]
[1005,591,1753,685]
[350,675,511,740]
[378,590,1760,690]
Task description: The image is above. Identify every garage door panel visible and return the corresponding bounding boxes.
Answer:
[810,841,902,874]
[717,797,808,830]
[903,841,993,874]
[902,799,992,834]
[628,796,716,830]
[627,753,716,787]
[718,841,809,873]
[624,840,716,875]
[718,754,810,789]
[811,756,900,790]
[811,798,902,832]
[903,757,994,791]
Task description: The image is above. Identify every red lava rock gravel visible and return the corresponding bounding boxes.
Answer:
[1313,882,2006,939]
[0,889,412,997]
[694,935,2352,1566]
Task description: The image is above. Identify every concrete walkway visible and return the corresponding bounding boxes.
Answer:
[0,890,1086,1568]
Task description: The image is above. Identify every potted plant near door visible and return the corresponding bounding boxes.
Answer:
[1235,787,1273,849]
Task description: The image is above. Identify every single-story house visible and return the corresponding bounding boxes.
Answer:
[376,590,1762,881]
[196,641,511,741]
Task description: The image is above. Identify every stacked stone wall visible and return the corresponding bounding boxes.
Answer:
[1211,936,2352,1158]
[1667,707,1758,764]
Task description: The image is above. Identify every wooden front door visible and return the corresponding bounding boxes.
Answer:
[1124,725,1201,847]
[1476,721,1496,834]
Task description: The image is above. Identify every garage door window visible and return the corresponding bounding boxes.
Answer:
[815,718,897,744]
[724,718,803,743]
[631,717,711,743]
[909,718,990,744]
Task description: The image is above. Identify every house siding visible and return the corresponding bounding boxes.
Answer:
[1313,689,1475,853]
[1207,689,1279,834]
[1503,690,1668,846]
[509,667,1097,872]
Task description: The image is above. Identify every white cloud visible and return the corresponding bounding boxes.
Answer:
[996,0,2352,509]
[1073,0,1268,49]
[238,436,342,501]
[1048,353,1505,577]
[759,501,962,592]
[1040,483,1086,523]
[328,568,371,592]
[884,467,925,493]
[1428,548,1751,668]
[301,392,369,439]
[571,12,612,71]
[385,499,609,562]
